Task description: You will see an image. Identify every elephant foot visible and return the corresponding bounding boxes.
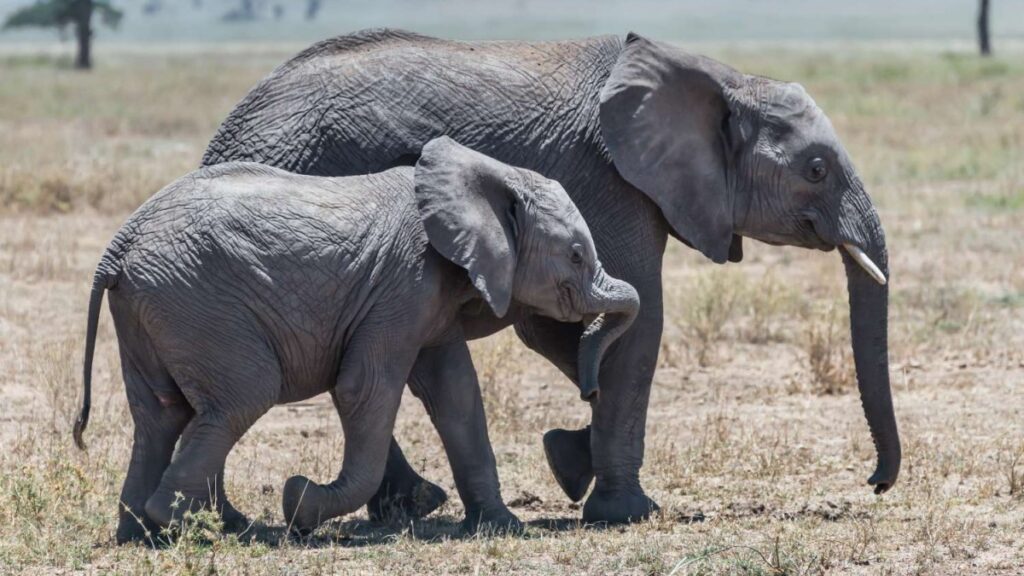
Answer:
[144,488,200,531]
[582,488,659,525]
[220,501,252,534]
[462,505,524,536]
[115,521,150,545]
[543,427,594,502]
[366,474,448,522]
[282,475,329,536]
[144,488,248,538]
[116,505,159,545]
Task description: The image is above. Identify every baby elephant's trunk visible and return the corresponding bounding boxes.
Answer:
[577,266,639,402]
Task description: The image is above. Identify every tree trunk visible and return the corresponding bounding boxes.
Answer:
[74,0,94,69]
[978,0,992,56]
[306,0,322,21]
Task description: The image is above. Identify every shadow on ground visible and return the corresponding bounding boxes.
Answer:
[129,500,859,549]
[247,515,590,548]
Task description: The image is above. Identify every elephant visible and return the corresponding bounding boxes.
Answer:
[201,29,900,524]
[72,137,640,542]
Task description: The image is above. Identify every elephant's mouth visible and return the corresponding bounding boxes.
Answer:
[797,217,836,251]
[581,313,603,342]
[558,282,584,323]
[802,215,887,285]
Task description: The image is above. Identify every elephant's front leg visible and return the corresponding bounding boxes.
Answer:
[407,341,521,534]
[581,298,662,524]
[515,302,662,524]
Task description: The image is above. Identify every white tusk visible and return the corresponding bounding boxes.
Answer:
[843,243,887,285]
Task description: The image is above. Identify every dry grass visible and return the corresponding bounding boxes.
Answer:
[803,302,855,396]
[1,44,1023,574]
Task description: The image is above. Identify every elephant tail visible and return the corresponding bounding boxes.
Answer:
[74,251,122,451]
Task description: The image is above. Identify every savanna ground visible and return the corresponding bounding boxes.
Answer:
[0,42,1022,575]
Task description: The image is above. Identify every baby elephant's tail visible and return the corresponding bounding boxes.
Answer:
[74,255,120,451]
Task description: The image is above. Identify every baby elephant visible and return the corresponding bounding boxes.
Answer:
[74,137,639,541]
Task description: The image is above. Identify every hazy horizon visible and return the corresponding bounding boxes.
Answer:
[1,0,1022,46]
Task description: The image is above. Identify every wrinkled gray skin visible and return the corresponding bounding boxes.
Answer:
[202,29,901,524]
[73,137,639,542]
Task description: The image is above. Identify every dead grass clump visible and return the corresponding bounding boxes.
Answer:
[681,269,744,366]
[744,270,798,344]
[997,440,1024,499]
[803,302,854,395]
[661,269,798,368]
[928,284,983,336]
[36,338,79,436]
[0,448,101,569]
[472,331,527,435]
[36,177,75,214]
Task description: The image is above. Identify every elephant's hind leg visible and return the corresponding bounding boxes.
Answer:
[364,436,447,522]
[144,346,280,534]
[109,306,193,545]
[116,358,192,544]
[162,412,256,534]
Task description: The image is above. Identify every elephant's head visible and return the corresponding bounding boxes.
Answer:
[415,136,639,401]
[599,33,899,493]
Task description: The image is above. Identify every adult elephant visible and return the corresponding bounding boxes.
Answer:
[202,29,900,524]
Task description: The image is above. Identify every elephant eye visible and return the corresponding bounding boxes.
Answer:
[805,157,828,182]
[570,243,584,265]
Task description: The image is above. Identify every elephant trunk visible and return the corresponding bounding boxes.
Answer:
[577,266,640,402]
[841,211,901,494]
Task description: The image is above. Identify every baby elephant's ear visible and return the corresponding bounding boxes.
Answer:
[414,137,518,317]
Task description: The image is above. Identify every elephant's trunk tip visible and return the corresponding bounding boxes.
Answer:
[869,466,897,495]
[578,313,608,402]
[576,282,638,403]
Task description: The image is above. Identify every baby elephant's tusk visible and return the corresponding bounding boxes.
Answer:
[843,243,887,285]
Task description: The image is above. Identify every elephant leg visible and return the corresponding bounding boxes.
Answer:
[282,339,414,536]
[167,417,251,534]
[144,399,269,532]
[581,297,662,524]
[361,437,446,522]
[143,346,278,533]
[116,359,192,544]
[407,341,521,534]
[514,317,595,502]
[515,294,662,524]
[542,426,594,503]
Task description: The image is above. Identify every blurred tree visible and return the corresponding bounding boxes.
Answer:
[222,0,257,22]
[978,0,992,56]
[306,0,321,21]
[2,0,123,69]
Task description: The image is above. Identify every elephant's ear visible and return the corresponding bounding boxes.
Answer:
[600,32,740,264]
[414,136,518,317]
